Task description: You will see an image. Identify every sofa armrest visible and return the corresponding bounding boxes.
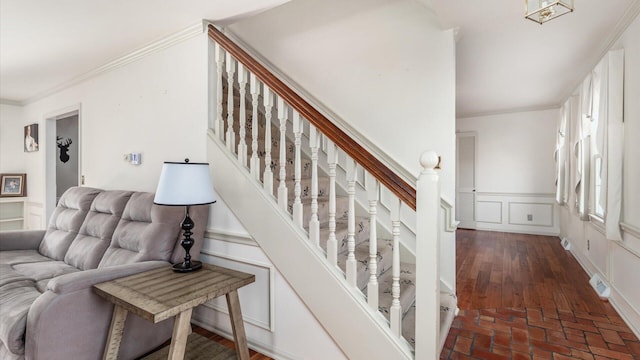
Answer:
[0,230,45,251]
[47,261,169,294]
[26,261,174,360]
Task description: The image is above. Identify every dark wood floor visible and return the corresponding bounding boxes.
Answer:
[193,229,640,359]
[455,229,606,312]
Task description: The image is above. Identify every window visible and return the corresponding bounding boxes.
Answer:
[592,154,604,218]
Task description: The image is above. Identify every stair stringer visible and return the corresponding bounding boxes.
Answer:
[207,130,414,360]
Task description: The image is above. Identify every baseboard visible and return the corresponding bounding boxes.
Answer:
[190,317,299,360]
[609,287,640,339]
[473,224,560,237]
[566,237,640,339]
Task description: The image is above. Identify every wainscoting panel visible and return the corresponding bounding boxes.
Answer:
[199,250,274,331]
[473,193,558,236]
[610,239,640,338]
[475,201,501,224]
[508,202,553,227]
[25,201,44,230]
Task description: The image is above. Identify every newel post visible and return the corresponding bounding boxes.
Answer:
[415,151,441,360]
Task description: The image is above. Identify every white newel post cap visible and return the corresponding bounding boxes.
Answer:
[419,151,439,171]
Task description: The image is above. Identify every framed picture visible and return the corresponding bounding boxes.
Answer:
[24,124,39,152]
[0,174,27,197]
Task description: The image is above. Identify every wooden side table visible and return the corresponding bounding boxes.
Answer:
[94,263,255,360]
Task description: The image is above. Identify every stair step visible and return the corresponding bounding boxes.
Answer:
[376,262,416,320]
[317,216,371,253]
[345,237,393,291]
[400,292,457,349]
[297,195,349,227]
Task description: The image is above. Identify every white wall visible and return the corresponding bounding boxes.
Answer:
[559,14,640,337]
[227,0,456,200]
[0,104,26,173]
[1,29,345,359]
[456,109,559,235]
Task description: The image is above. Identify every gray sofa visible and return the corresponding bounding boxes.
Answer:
[0,186,209,360]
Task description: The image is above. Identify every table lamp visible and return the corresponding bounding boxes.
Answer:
[154,159,216,272]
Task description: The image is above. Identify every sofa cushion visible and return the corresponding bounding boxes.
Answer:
[39,187,102,261]
[0,250,51,266]
[12,262,79,290]
[64,190,132,270]
[0,280,41,354]
[98,192,182,268]
[0,265,32,287]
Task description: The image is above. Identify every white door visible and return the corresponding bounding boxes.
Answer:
[456,132,477,229]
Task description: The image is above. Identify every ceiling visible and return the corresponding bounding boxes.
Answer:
[429,0,640,117]
[1,0,639,117]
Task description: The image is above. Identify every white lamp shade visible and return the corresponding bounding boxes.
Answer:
[154,161,216,206]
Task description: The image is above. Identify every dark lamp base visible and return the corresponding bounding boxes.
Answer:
[172,260,203,273]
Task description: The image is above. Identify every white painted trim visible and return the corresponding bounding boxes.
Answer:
[475,200,503,224]
[204,227,257,246]
[567,236,640,340]
[457,104,561,120]
[190,317,299,360]
[476,192,555,198]
[199,249,275,331]
[558,0,640,105]
[0,98,22,106]
[474,224,560,237]
[440,196,458,232]
[613,235,640,260]
[621,222,640,239]
[507,202,554,227]
[609,283,640,339]
[21,22,204,106]
[207,130,414,359]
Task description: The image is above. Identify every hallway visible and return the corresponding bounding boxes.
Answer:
[440,229,640,359]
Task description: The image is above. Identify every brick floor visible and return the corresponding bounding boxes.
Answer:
[440,307,640,359]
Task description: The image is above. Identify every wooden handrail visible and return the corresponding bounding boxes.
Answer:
[208,25,417,210]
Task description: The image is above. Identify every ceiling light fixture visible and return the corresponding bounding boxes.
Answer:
[525,0,574,24]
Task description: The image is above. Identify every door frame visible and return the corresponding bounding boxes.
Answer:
[45,104,82,224]
[455,131,478,229]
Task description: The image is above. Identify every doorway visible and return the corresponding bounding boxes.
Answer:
[45,107,80,223]
[456,132,477,229]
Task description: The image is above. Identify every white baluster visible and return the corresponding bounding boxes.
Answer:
[249,74,260,180]
[346,159,357,287]
[415,151,440,360]
[292,112,304,227]
[237,63,248,167]
[326,140,338,267]
[225,53,236,151]
[390,196,402,337]
[263,86,274,194]
[277,98,288,210]
[366,172,379,310]
[308,125,320,246]
[214,43,225,137]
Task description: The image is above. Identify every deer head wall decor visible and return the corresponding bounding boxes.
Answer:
[56,136,72,163]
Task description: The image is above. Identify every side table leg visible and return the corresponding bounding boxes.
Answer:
[168,308,193,360]
[103,305,128,360]
[226,290,250,360]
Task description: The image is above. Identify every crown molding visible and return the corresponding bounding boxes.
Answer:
[457,104,561,120]
[558,0,640,103]
[0,98,22,106]
[20,21,205,106]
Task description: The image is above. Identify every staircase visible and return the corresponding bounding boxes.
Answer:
[207,24,454,359]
